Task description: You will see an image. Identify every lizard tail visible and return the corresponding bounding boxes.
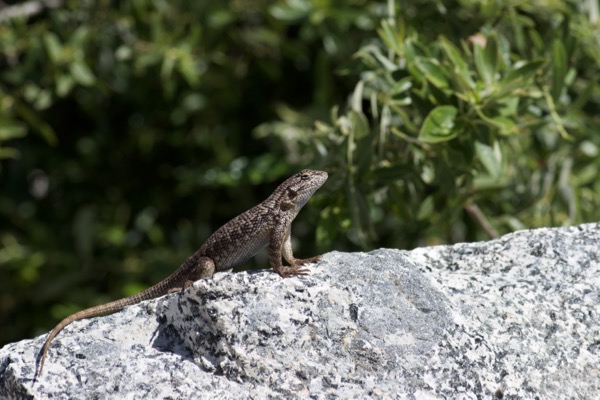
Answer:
[35,258,198,379]
[36,300,126,379]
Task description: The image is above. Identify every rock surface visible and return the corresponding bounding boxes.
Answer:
[1,223,599,399]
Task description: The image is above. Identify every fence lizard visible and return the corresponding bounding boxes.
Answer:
[35,169,328,378]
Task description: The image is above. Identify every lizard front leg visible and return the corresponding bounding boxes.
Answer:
[281,233,321,266]
[269,220,311,277]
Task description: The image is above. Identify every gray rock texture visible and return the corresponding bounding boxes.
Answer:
[1,223,599,399]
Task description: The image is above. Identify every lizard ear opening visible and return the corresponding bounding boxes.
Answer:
[279,187,297,211]
[287,187,298,199]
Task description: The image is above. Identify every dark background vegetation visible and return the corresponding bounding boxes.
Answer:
[2,0,600,347]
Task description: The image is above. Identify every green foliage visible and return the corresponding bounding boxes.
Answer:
[2,0,600,348]
[261,0,600,248]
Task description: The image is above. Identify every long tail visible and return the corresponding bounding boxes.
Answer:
[35,259,198,379]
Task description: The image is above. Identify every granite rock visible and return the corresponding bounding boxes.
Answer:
[1,223,598,399]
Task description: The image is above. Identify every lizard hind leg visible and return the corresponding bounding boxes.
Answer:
[183,256,216,288]
[166,257,216,292]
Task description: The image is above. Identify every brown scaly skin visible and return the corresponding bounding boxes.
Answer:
[35,169,328,378]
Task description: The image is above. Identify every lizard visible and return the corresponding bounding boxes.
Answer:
[35,169,328,378]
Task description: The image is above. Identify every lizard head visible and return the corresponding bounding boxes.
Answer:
[277,169,328,211]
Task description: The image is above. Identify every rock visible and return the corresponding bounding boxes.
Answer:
[1,223,599,399]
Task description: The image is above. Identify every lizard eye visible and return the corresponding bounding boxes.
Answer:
[300,174,310,181]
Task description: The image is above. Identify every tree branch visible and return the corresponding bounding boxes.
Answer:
[465,202,498,239]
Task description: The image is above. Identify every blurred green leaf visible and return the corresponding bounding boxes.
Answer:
[417,195,435,220]
[551,39,567,101]
[475,109,518,135]
[70,61,95,86]
[161,54,177,79]
[358,44,399,71]
[349,110,370,139]
[475,140,502,179]
[0,121,27,141]
[414,58,449,89]
[390,78,412,96]
[439,37,475,89]
[178,53,200,86]
[474,35,498,84]
[492,59,545,99]
[418,105,458,143]
[14,103,58,146]
[0,148,20,159]
[269,1,311,21]
[56,75,75,97]
[405,37,429,60]
[378,20,403,56]
[43,33,62,64]
[502,59,544,84]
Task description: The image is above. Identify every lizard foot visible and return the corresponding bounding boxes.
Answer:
[275,266,311,278]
